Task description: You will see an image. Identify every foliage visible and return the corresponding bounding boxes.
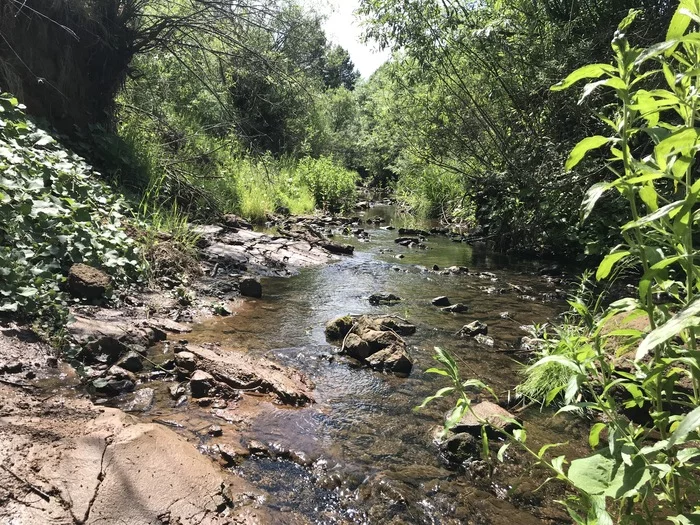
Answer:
[0,93,142,327]
[420,4,700,522]
[516,323,589,406]
[393,152,476,224]
[357,0,672,255]
[234,155,315,222]
[296,156,358,213]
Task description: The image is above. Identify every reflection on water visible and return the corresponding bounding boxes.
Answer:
[186,206,581,524]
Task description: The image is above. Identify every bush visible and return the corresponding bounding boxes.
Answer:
[296,156,358,213]
[0,93,142,327]
[516,323,590,405]
[394,154,476,225]
[234,156,316,222]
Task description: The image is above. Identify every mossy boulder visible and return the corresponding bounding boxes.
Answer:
[325,316,354,341]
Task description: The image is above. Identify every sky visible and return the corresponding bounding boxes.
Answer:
[305,0,391,78]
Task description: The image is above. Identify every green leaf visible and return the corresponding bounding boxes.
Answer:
[618,8,641,31]
[581,182,612,222]
[667,1,694,41]
[527,355,582,373]
[637,298,700,361]
[655,128,699,170]
[567,454,616,495]
[596,251,631,281]
[668,405,700,448]
[589,423,606,448]
[551,64,616,92]
[639,183,659,212]
[636,40,679,66]
[425,367,450,376]
[415,386,455,410]
[34,134,55,147]
[622,200,684,231]
[579,77,626,103]
[603,457,651,499]
[566,136,611,171]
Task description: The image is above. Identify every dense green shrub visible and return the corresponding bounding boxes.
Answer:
[0,93,142,326]
[394,153,476,224]
[234,156,315,222]
[296,156,358,213]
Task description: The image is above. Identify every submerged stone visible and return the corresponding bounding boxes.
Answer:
[117,351,143,373]
[441,303,469,313]
[369,292,402,305]
[239,277,262,298]
[325,316,355,341]
[190,370,215,398]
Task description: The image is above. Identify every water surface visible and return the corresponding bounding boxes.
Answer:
[186,206,583,524]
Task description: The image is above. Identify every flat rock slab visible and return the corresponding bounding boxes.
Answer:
[197,226,335,277]
[187,344,314,406]
[68,311,190,348]
[0,388,296,525]
[451,401,519,437]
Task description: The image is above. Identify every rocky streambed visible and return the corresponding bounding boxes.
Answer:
[1,206,587,524]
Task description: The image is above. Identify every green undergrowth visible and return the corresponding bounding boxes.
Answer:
[516,322,588,405]
[205,154,358,223]
[114,109,359,224]
[0,92,143,329]
[420,5,700,522]
[393,154,476,226]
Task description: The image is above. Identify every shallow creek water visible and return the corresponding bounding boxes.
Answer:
[164,207,588,524]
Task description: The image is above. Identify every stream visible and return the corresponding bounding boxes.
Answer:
[150,206,587,524]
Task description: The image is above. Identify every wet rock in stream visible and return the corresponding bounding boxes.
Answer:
[438,431,480,463]
[441,303,470,313]
[394,236,421,246]
[116,350,143,372]
[450,401,519,437]
[239,276,262,298]
[325,315,416,375]
[122,387,155,412]
[369,292,402,305]
[458,320,489,337]
[190,370,215,398]
[431,295,451,306]
[175,343,314,405]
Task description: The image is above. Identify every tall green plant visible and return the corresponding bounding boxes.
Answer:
[420,4,700,523]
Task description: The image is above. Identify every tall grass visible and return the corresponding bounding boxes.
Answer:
[393,153,475,225]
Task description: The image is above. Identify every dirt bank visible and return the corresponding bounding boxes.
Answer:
[0,224,345,524]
